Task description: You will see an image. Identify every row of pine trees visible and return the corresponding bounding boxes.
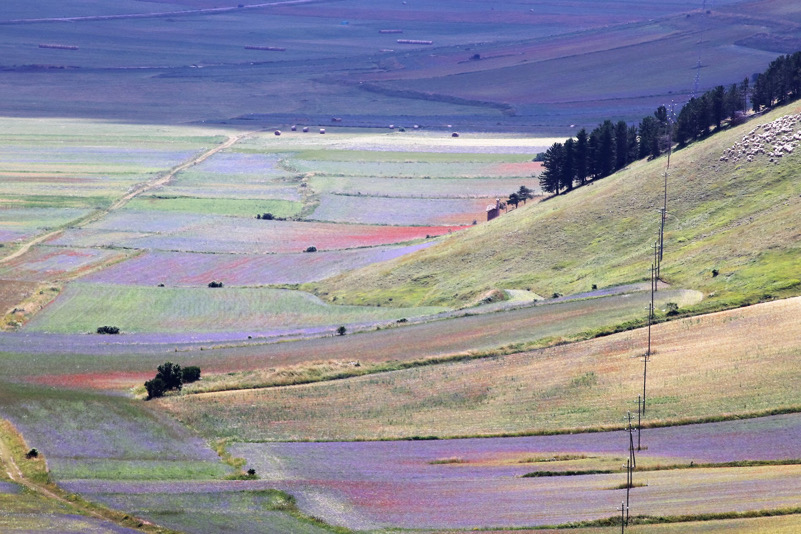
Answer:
[539,50,801,195]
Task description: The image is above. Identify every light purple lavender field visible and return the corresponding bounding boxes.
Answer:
[83,242,433,286]
[309,194,491,226]
[48,212,456,253]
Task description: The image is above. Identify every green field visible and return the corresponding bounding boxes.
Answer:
[126,196,303,219]
[21,283,446,334]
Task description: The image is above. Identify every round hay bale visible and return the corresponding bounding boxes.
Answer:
[274,130,281,136]
[451,132,460,137]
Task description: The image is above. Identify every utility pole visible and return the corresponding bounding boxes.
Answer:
[625,457,631,524]
[652,241,660,290]
[637,395,642,451]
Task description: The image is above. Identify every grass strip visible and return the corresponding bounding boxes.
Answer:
[456,507,801,531]
[522,459,801,478]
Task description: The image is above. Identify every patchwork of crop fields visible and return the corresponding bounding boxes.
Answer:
[229,413,801,529]
[3,0,801,531]
[2,102,801,532]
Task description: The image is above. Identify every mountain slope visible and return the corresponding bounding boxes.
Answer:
[308,102,801,309]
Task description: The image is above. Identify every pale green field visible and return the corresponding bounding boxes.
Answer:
[21,283,446,334]
[125,196,303,219]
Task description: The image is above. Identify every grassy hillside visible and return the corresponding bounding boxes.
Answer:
[162,297,801,441]
[308,102,801,309]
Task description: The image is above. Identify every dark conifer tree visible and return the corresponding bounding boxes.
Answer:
[574,129,589,186]
[615,120,629,171]
[539,142,564,195]
[562,138,576,192]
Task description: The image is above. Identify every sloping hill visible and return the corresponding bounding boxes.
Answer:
[308,102,801,309]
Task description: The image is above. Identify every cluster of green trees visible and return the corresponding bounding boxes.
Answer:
[752,51,801,112]
[507,185,535,209]
[539,50,801,195]
[144,362,201,400]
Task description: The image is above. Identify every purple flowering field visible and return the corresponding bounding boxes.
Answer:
[0,246,122,282]
[188,151,288,176]
[309,175,543,198]
[0,146,198,174]
[230,414,801,529]
[0,207,92,243]
[0,383,226,483]
[309,194,492,225]
[49,213,461,253]
[83,242,433,286]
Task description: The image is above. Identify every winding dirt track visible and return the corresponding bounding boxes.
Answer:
[0,132,246,267]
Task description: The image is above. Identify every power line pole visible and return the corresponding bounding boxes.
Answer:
[643,264,654,414]
[637,395,642,451]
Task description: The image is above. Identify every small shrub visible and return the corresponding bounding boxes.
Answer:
[144,377,167,400]
[305,246,317,253]
[591,284,598,290]
[336,326,347,336]
[712,268,719,277]
[182,366,201,383]
[96,326,120,335]
[551,292,562,299]
[208,281,223,288]
[25,448,39,459]
[665,302,680,316]
[247,468,256,476]
[262,213,274,220]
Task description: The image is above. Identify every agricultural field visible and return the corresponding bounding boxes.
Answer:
[21,283,446,334]
[1,1,801,528]
[81,243,435,286]
[161,296,801,441]
[229,414,801,529]
[0,246,125,282]
[0,0,781,129]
